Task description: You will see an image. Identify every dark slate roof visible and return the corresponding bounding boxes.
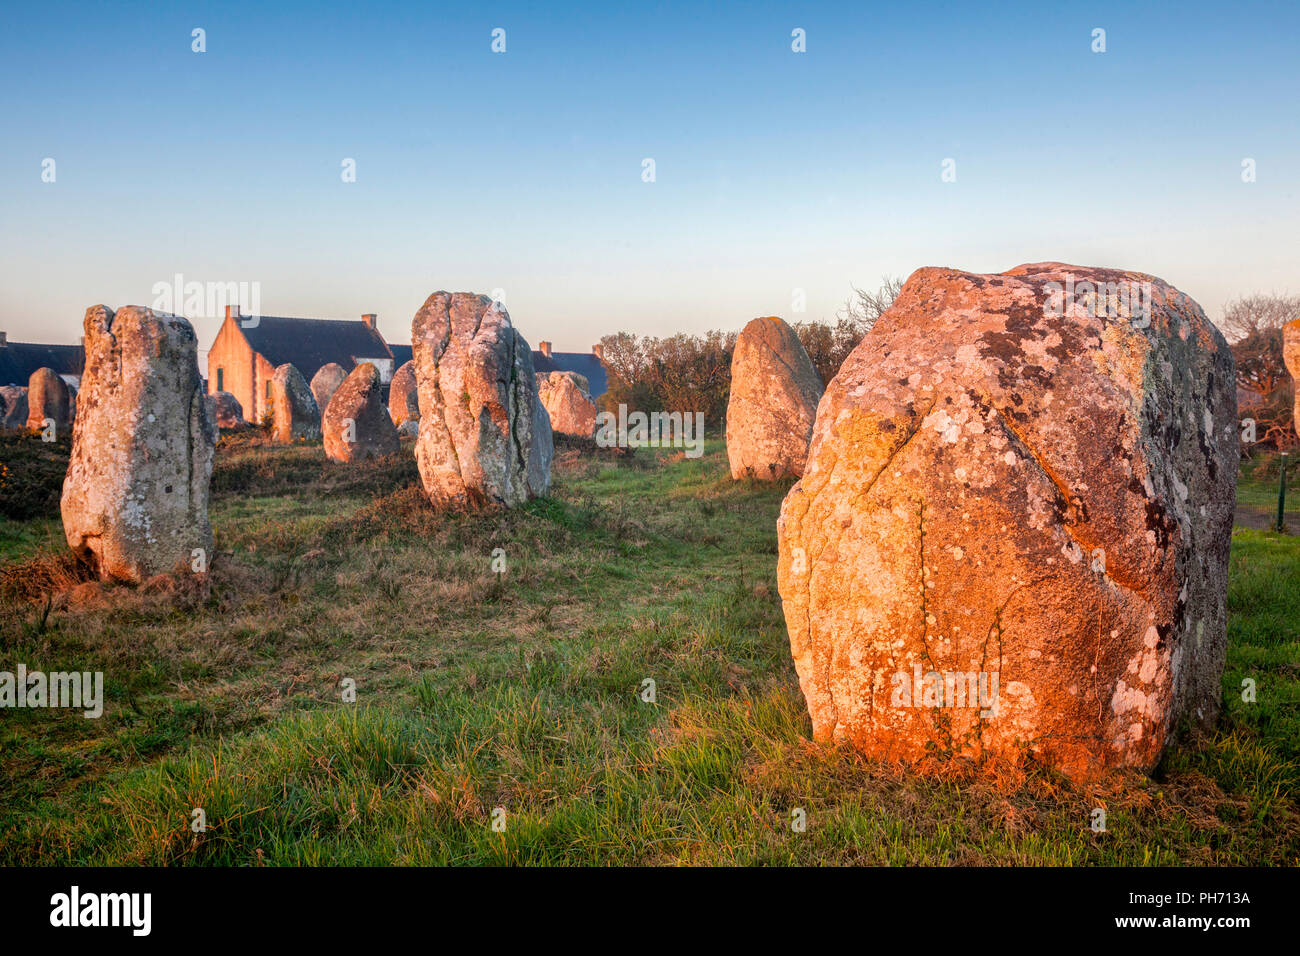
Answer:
[388,344,413,368]
[533,351,608,398]
[0,341,85,387]
[239,316,393,384]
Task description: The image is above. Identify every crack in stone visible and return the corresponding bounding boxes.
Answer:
[991,402,1146,596]
[817,396,936,742]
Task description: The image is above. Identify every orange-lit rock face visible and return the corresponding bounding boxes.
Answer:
[388,360,420,427]
[323,362,399,463]
[26,367,72,433]
[777,263,1238,781]
[726,316,824,480]
[537,371,597,438]
[270,364,320,443]
[1283,319,1300,436]
[310,363,347,417]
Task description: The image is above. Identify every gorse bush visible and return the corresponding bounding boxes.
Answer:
[0,432,70,520]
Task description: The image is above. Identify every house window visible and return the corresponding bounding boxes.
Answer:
[216,368,224,392]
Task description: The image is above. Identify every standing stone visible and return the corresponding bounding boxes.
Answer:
[0,386,28,431]
[270,364,320,443]
[388,360,420,429]
[411,292,553,508]
[208,390,245,429]
[61,305,215,584]
[323,362,400,462]
[25,367,73,435]
[1284,318,1300,438]
[777,263,1238,781]
[726,316,824,480]
[310,362,347,414]
[537,371,597,437]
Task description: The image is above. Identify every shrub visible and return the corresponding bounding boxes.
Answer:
[595,277,900,424]
[0,431,70,520]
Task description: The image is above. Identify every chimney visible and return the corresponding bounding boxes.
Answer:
[538,340,552,358]
[226,305,241,321]
[362,313,377,329]
[592,343,603,360]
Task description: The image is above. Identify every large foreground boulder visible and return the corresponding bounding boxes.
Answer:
[310,362,347,414]
[537,371,597,437]
[726,316,824,480]
[270,364,320,442]
[25,367,73,435]
[0,386,28,431]
[388,360,420,431]
[208,390,245,429]
[411,292,553,508]
[1284,319,1300,437]
[61,305,215,583]
[777,263,1238,781]
[323,362,399,462]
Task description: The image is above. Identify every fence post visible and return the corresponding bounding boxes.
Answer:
[1276,453,1289,533]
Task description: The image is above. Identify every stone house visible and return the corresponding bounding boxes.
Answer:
[389,339,608,398]
[207,307,398,421]
[533,341,608,398]
[0,331,85,388]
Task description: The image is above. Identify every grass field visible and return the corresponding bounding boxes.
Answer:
[1237,453,1299,528]
[1,434,1297,865]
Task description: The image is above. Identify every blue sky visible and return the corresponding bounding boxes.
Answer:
[1,1,1297,360]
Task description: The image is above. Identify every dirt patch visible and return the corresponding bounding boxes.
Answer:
[1235,505,1295,534]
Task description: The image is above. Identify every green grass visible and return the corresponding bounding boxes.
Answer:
[1237,450,1300,518]
[0,435,1296,865]
[0,515,63,565]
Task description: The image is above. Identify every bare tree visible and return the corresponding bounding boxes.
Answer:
[597,276,905,419]
[840,275,904,330]
[597,330,735,424]
[791,276,903,384]
[1219,293,1300,342]
[1220,293,1300,450]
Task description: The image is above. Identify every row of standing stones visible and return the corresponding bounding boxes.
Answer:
[58,293,560,588]
[209,325,596,460]
[43,287,598,587]
[0,367,77,432]
[47,264,1258,782]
